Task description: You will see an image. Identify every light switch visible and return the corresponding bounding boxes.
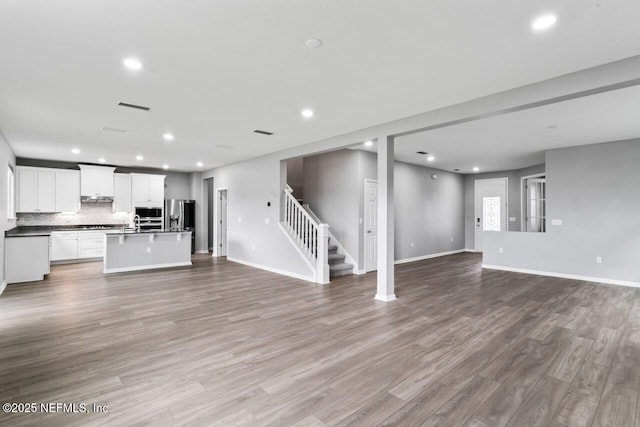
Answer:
[238,217,242,223]
[551,219,562,226]
[509,217,516,222]
[265,218,270,225]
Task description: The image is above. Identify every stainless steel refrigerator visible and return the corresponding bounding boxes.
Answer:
[165,199,196,254]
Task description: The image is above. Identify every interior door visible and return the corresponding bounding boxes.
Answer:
[475,178,508,252]
[218,190,228,256]
[365,180,378,272]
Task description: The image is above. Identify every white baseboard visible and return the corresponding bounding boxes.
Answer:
[482,264,640,288]
[464,248,477,253]
[395,249,465,265]
[227,257,316,284]
[0,281,7,296]
[355,269,367,275]
[374,293,397,302]
[195,250,209,254]
[104,261,192,274]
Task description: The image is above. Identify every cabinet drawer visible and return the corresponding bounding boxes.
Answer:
[51,231,79,239]
[79,238,104,249]
[78,247,104,259]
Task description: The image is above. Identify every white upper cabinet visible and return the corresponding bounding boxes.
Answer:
[79,165,115,198]
[55,170,80,213]
[16,166,56,213]
[113,174,132,212]
[131,174,165,203]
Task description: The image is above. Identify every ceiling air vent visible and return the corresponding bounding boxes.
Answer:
[118,102,151,111]
[102,126,131,134]
[453,168,461,172]
[416,151,428,155]
[253,130,274,136]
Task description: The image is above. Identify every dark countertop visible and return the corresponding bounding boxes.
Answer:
[105,229,192,236]
[5,225,128,238]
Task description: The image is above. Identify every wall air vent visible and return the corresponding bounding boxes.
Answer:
[253,130,274,136]
[118,102,151,111]
[102,126,131,134]
[416,151,428,155]
[453,168,461,172]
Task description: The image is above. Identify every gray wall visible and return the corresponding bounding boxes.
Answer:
[286,157,304,200]
[1,135,17,285]
[483,139,640,283]
[202,155,314,279]
[464,163,545,250]
[303,149,465,270]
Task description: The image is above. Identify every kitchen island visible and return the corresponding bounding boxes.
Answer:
[104,230,192,274]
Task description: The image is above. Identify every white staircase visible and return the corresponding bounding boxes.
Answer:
[283,186,330,284]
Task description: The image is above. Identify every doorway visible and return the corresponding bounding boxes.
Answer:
[474,177,508,252]
[216,189,228,257]
[364,179,378,272]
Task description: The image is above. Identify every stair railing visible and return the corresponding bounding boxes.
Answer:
[284,186,329,284]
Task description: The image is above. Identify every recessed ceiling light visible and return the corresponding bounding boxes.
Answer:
[427,155,435,162]
[305,39,323,49]
[196,162,203,167]
[162,164,169,170]
[532,14,557,31]
[98,158,106,163]
[163,133,174,141]
[364,140,373,147]
[71,148,80,154]
[123,57,143,71]
[301,109,314,118]
[136,155,144,161]
[473,166,480,172]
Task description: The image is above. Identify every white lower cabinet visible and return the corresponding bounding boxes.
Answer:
[51,231,79,261]
[51,230,106,262]
[6,236,51,284]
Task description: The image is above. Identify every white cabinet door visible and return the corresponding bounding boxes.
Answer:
[17,168,38,212]
[132,175,150,202]
[51,232,79,261]
[55,170,80,213]
[80,167,98,197]
[96,168,114,197]
[148,176,165,202]
[113,174,132,212]
[36,170,56,212]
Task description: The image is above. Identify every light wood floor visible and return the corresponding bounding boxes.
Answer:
[0,253,639,426]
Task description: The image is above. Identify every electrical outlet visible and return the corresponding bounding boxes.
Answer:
[146,247,151,253]
[450,237,454,242]
[499,247,504,254]
[596,256,602,264]
[410,242,414,248]
[238,217,242,223]
[251,245,255,251]
[265,218,270,225]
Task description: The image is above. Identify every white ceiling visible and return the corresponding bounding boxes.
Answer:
[359,83,640,173]
[1,1,640,171]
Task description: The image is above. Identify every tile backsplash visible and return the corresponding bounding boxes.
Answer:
[17,202,132,226]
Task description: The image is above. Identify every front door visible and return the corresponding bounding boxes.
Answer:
[475,178,508,252]
[365,180,378,272]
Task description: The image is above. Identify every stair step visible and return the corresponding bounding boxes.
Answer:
[328,245,338,254]
[328,253,346,265]
[330,263,353,277]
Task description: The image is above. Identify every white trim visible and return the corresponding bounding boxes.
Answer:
[363,178,378,273]
[104,261,192,274]
[195,250,209,254]
[213,187,229,258]
[227,256,316,284]
[394,249,465,265]
[355,269,366,275]
[277,222,317,279]
[482,264,640,289]
[374,293,397,302]
[464,248,477,253]
[520,172,546,231]
[0,281,7,296]
[474,177,509,251]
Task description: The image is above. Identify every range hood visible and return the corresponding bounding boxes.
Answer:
[81,195,114,203]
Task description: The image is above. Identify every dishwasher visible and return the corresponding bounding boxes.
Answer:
[50,231,79,261]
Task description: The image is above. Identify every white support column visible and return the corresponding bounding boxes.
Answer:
[375,135,396,302]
